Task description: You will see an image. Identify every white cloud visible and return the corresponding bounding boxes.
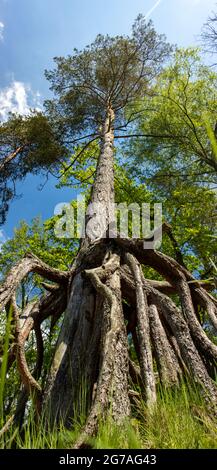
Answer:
[0,21,4,41]
[0,229,7,249]
[0,81,42,121]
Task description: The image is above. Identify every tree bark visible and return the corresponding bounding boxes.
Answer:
[125,253,156,406]
[44,107,131,435]
[148,303,180,386]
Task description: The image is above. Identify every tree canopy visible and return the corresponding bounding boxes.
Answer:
[45,16,171,142]
[0,112,65,224]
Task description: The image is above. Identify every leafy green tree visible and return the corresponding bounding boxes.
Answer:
[126,48,217,179]
[0,216,75,287]
[0,112,66,224]
[125,48,217,273]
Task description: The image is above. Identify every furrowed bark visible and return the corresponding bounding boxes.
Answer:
[125,253,156,407]
[83,106,115,245]
[148,303,179,386]
[120,258,217,402]
[75,254,130,447]
[118,239,217,363]
[43,271,99,425]
[149,288,217,404]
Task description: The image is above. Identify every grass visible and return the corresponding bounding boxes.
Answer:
[0,306,13,428]
[141,382,217,449]
[1,379,217,449]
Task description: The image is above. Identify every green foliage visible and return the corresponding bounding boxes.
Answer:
[125,48,217,275]
[0,112,66,224]
[0,112,65,172]
[57,140,99,190]
[90,418,142,449]
[0,216,75,275]
[130,48,217,176]
[45,16,170,143]
[0,216,76,309]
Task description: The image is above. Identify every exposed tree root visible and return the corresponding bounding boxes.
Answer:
[148,302,180,386]
[0,238,217,441]
[11,296,42,413]
[0,252,69,311]
[0,415,15,439]
[125,253,156,406]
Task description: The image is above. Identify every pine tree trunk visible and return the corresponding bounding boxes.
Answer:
[43,107,131,433]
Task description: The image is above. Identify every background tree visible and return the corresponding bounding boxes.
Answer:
[124,48,217,276]
[202,8,217,55]
[0,112,66,224]
[125,48,217,177]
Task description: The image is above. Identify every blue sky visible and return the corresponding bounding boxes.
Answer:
[0,0,216,242]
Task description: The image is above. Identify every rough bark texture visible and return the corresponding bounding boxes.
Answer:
[84,106,115,245]
[125,253,156,406]
[43,272,100,425]
[148,303,180,386]
[74,254,130,446]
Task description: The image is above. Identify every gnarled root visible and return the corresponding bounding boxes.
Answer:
[1,238,217,442]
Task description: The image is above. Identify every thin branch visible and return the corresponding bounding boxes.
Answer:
[114,133,181,140]
[58,136,100,178]
[0,145,27,172]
